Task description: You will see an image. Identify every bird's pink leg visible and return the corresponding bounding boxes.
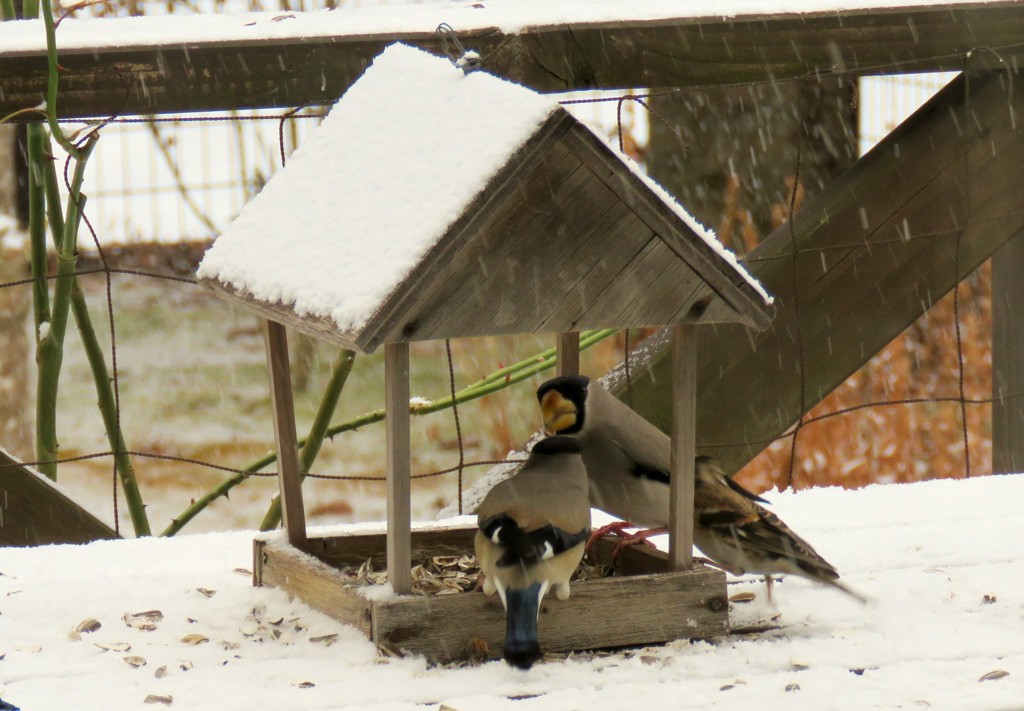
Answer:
[585,520,637,554]
[609,526,666,561]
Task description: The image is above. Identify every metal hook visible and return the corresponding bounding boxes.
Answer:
[436,23,482,73]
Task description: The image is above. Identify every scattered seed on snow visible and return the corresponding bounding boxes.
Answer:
[124,655,147,668]
[181,634,209,646]
[729,592,756,603]
[95,642,132,653]
[124,610,164,631]
[154,666,167,679]
[292,681,315,689]
[195,588,217,598]
[978,670,1009,682]
[144,694,173,705]
[76,618,102,633]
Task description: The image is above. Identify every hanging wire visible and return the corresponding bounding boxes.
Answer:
[955,54,973,478]
[1,54,1012,530]
[436,23,482,72]
[783,106,806,491]
[445,339,466,514]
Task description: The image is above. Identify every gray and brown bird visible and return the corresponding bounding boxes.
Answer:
[475,435,591,669]
[537,375,863,602]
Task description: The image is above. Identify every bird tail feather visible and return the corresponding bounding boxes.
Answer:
[503,582,543,670]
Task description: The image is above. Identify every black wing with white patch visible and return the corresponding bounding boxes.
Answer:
[627,458,670,485]
[480,514,589,568]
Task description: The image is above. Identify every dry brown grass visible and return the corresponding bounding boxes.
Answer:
[731,233,994,495]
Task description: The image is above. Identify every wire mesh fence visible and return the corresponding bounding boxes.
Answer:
[0,64,1011,537]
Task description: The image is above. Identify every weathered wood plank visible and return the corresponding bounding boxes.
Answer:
[556,332,580,377]
[5,3,1024,117]
[254,538,373,636]
[0,447,119,546]
[372,565,727,664]
[256,529,726,663]
[262,319,307,549]
[360,110,580,351]
[992,232,1024,474]
[616,67,1024,477]
[561,122,773,331]
[669,325,697,571]
[303,527,478,569]
[385,341,412,595]
[588,534,672,577]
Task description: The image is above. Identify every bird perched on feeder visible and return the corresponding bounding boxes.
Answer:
[475,435,591,670]
[537,375,864,602]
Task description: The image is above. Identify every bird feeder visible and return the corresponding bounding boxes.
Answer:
[198,42,773,663]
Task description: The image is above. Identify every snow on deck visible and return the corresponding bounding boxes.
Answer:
[0,0,1013,54]
[2,475,1023,710]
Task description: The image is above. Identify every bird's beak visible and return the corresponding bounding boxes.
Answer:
[540,390,577,435]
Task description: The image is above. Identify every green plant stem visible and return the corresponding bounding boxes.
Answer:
[71,280,152,536]
[27,126,49,333]
[162,328,617,535]
[41,154,152,537]
[34,136,96,479]
[0,0,16,21]
[258,349,357,531]
[39,0,79,158]
[28,132,54,477]
[22,0,39,18]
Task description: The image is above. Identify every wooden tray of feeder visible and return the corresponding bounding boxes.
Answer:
[254,526,727,664]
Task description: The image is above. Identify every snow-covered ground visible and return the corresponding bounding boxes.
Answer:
[2,474,1022,710]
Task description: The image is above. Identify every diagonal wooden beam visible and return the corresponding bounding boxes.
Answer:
[0,447,119,546]
[4,3,1024,117]
[613,64,1024,477]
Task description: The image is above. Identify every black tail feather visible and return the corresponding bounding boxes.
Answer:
[503,583,543,670]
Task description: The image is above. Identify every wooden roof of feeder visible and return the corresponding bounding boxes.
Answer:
[197,42,773,353]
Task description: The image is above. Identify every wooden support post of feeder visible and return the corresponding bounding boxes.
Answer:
[385,341,412,595]
[557,332,580,377]
[668,324,697,571]
[993,232,1024,474]
[263,319,307,550]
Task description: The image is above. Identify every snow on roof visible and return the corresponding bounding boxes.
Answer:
[2,474,1023,709]
[199,41,769,337]
[197,42,557,333]
[0,0,1012,54]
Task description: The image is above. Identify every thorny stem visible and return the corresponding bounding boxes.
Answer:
[162,329,616,535]
[41,150,152,536]
[34,135,96,480]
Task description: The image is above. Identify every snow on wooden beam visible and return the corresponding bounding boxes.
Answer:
[4,2,1024,118]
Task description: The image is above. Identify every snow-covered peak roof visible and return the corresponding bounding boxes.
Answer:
[198,42,557,336]
[199,42,772,352]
